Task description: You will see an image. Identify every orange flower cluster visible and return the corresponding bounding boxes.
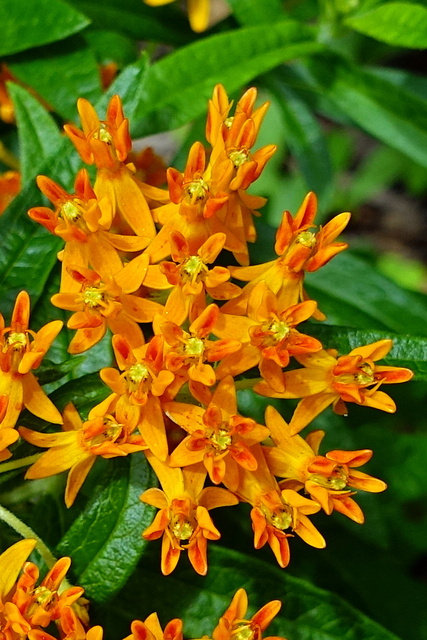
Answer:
[0,540,285,640]
[14,85,413,576]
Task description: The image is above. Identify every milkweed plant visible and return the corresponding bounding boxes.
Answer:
[0,1,426,640]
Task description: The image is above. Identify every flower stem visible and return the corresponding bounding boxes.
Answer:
[0,453,41,473]
[0,503,57,569]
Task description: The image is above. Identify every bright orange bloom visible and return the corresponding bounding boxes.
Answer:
[235,444,325,568]
[263,406,386,523]
[158,304,241,403]
[165,376,270,489]
[0,291,63,440]
[141,454,238,575]
[145,141,246,263]
[143,0,211,32]
[223,192,350,317]
[207,85,276,265]
[64,95,167,238]
[146,231,240,326]
[212,588,285,640]
[123,614,183,640]
[0,539,85,640]
[91,334,175,461]
[256,339,414,433]
[51,255,163,353]
[214,282,321,392]
[20,402,147,507]
[28,169,149,291]
[0,170,21,214]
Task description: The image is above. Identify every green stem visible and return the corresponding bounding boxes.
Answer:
[0,453,41,473]
[0,503,57,569]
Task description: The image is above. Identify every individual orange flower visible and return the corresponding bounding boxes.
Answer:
[207,86,276,264]
[235,444,325,568]
[145,141,245,263]
[123,614,183,640]
[263,405,386,523]
[214,282,322,392]
[11,557,83,629]
[141,453,238,575]
[0,291,63,436]
[0,170,20,214]
[212,588,286,640]
[0,539,86,640]
[256,339,414,433]
[91,334,175,461]
[165,376,270,489]
[51,254,163,353]
[146,230,240,326]
[20,401,147,507]
[158,304,241,403]
[28,169,149,292]
[64,95,168,238]
[222,192,350,317]
[143,0,211,32]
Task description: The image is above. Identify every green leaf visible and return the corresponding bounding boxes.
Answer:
[345,2,427,48]
[56,454,156,603]
[111,546,401,640]
[69,0,193,46]
[100,54,150,121]
[264,69,334,210]
[226,0,284,25]
[0,0,90,56]
[306,324,427,380]
[8,36,102,122]
[303,54,427,168]
[132,21,323,136]
[307,252,427,336]
[8,83,64,184]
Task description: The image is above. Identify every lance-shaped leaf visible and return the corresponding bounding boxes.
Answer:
[56,453,156,603]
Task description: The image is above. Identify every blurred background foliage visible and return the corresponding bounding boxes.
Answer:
[1,0,427,639]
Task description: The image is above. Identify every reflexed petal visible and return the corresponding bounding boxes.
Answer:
[22,372,63,424]
[65,456,96,507]
[0,539,37,599]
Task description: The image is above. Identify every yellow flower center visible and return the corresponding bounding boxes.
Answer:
[267,319,290,343]
[184,337,205,357]
[354,362,375,385]
[6,332,27,351]
[171,518,194,542]
[32,586,56,607]
[127,363,150,385]
[184,179,208,205]
[182,255,207,282]
[233,624,254,640]
[228,148,250,168]
[310,465,348,491]
[93,123,113,144]
[268,508,292,530]
[210,428,232,451]
[296,230,317,248]
[83,286,104,308]
[103,418,123,440]
[59,199,83,224]
[224,116,234,128]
